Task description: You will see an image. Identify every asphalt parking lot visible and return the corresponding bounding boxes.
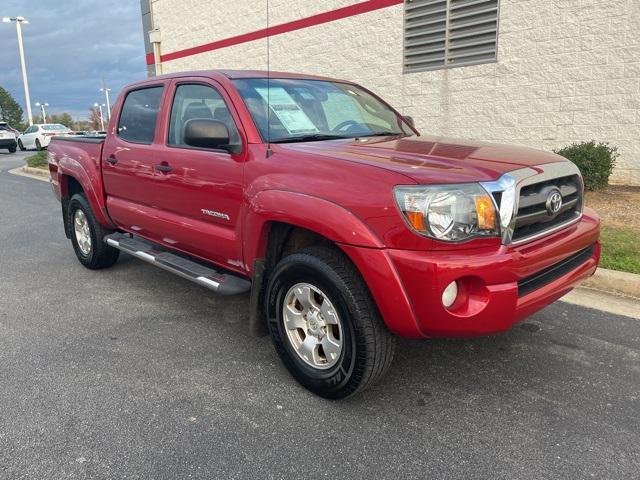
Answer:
[1,150,639,479]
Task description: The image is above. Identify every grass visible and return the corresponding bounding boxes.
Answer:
[25,151,48,169]
[599,225,640,274]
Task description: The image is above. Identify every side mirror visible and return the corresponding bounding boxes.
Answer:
[402,115,415,128]
[184,119,232,151]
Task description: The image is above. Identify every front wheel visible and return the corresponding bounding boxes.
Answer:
[18,140,25,151]
[67,193,120,269]
[266,246,396,399]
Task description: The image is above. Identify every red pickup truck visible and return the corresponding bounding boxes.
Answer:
[48,70,600,398]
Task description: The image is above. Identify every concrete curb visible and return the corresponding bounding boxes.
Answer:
[22,166,50,178]
[583,268,640,299]
[8,166,50,182]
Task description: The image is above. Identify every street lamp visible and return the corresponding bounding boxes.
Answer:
[2,16,33,126]
[35,102,48,123]
[100,86,112,121]
[94,103,106,131]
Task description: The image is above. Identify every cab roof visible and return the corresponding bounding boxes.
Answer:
[127,70,351,88]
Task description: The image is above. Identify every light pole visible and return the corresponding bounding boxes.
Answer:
[2,16,33,126]
[100,86,112,121]
[94,103,105,131]
[35,102,48,123]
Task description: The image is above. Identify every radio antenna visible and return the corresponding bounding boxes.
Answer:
[265,0,273,158]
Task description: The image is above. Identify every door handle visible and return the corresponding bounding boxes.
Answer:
[106,156,118,165]
[155,163,172,173]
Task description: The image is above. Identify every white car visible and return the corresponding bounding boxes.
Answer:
[0,122,18,153]
[18,123,70,151]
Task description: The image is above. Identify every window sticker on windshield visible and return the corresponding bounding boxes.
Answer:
[256,87,319,135]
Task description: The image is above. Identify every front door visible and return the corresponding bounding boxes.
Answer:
[21,126,36,148]
[150,80,247,271]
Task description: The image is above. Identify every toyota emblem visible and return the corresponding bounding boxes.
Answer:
[546,189,563,215]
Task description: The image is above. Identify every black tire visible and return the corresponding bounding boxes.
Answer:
[35,139,43,151]
[8,145,16,153]
[266,246,396,399]
[67,193,120,269]
[18,140,25,151]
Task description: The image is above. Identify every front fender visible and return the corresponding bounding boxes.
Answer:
[243,189,424,337]
[243,190,384,268]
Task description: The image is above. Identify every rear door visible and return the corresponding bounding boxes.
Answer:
[102,84,166,241]
[149,79,247,270]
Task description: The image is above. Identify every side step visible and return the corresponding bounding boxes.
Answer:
[104,232,251,296]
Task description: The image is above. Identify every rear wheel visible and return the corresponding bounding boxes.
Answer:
[266,246,395,399]
[18,140,25,151]
[67,193,119,269]
[8,146,16,153]
[35,139,43,151]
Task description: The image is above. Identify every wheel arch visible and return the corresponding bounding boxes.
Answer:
[243,190,383,272]
[244,190,385,338]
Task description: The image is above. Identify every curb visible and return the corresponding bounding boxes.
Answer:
[583,268,640,299]
[8,166,50,182]
[22,166,50,178]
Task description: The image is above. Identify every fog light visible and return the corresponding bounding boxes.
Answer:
[442,281,458,308]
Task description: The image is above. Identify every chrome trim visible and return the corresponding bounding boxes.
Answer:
[511,212,582,245]
[196,276,221,289]
[480,161,584,245]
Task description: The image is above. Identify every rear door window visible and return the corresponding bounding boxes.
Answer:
[117,86,164,144]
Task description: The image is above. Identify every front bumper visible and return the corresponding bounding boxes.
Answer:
[341,208,600,338]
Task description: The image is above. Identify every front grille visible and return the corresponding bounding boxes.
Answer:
[517,244,595,297]
[511,174,582,242]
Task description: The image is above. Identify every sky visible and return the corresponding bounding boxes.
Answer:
[0,1,147,122]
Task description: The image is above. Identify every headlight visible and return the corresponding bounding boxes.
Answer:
[394,184,499,242]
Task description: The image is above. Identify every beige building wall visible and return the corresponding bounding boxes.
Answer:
[147,0,640,185]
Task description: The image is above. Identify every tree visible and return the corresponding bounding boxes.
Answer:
[0,86,24,127]
[56,112,74,128]
[88,106,104,130]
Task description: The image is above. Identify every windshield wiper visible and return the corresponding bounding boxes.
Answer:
[356,132,405,138]
[270,134,351,144]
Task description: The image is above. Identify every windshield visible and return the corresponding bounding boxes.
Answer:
[233,78,412,143]
[42,124,68,131]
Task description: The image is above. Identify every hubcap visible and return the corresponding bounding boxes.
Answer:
[73,209,92,256]
[282,283,343,370]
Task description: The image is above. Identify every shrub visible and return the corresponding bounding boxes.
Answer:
[25,151,48,169]
[553,141,618,191]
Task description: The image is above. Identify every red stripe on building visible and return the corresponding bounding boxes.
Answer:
[146,0,403,65]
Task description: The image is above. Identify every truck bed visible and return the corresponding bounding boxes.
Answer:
[50,135,106,144]
[48,135,108,226]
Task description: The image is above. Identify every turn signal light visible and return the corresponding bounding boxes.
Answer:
[475,195,497,230]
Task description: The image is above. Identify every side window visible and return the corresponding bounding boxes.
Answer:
[117,86,164,144]
[168,83,240,149]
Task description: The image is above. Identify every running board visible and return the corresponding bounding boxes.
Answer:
[104,232,251,296]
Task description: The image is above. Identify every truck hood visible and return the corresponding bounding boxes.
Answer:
[278,135,567,184]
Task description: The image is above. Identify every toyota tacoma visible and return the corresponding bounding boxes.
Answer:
[47,70,600,398]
